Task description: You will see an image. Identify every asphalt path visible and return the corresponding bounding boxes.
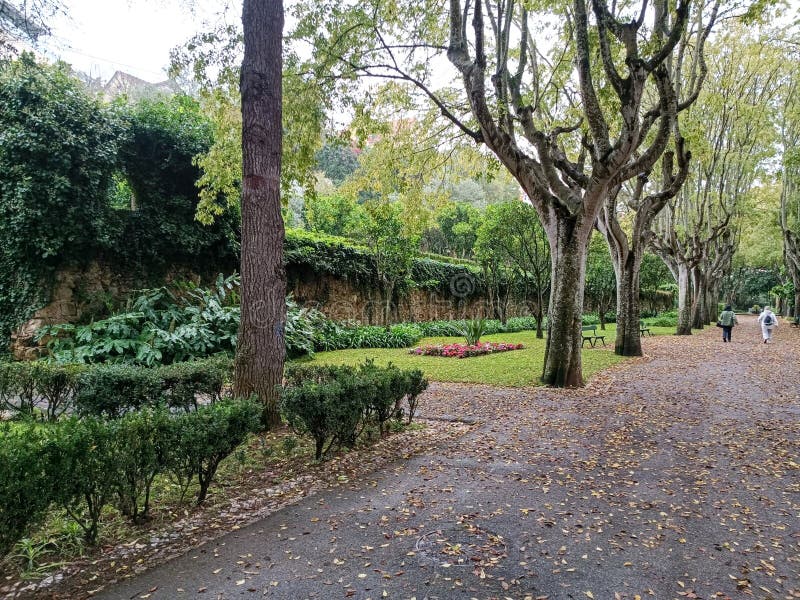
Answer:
[93,316,800,600]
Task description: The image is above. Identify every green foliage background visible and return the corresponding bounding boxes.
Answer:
[0,56,238,347]
[0,55,120,345]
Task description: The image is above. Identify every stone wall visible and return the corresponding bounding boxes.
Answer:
[10,262,205,360]
[289,269,529,324]
[11,263,531,359]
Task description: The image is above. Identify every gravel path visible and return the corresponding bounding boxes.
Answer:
[64,317,800,599]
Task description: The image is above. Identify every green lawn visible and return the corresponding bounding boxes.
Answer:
[304,324,675,387]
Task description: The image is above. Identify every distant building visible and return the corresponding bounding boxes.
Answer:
[102,70,180,102]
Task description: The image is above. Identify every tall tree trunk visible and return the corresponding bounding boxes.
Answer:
[614,246,645,356]
[691,267,705,330]
[676,263,692,335]
[794,288,800,320]
[234,0,286,428]
[535,285,545,339]
[383,282,394,326]
[705,285,717,324]
[542,219,588,387]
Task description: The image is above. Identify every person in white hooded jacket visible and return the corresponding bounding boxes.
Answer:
[757,306,778,343]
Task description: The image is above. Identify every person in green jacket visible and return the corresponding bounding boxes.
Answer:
[718,304,737,342]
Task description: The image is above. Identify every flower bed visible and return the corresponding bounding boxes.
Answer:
[410,342,524,358]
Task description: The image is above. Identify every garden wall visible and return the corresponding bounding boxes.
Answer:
[10,263,214,360]
[11,262,531,360]
[289,269,529,324]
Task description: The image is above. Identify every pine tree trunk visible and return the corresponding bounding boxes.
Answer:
[676,263,692,335]
[614,248,645,356]
[234,0,286,428]
[542,220,587,387]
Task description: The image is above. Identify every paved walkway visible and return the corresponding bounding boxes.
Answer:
[93,316,800,599]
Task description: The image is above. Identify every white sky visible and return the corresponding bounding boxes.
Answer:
[40,0,239,82]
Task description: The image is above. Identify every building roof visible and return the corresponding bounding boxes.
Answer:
[102,70,181,101]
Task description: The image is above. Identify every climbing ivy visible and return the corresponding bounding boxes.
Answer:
[0,56,238,349]
[0,55,121,345]
[284,229,485,301]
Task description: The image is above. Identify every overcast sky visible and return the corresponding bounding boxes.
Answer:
[40,0,239,82]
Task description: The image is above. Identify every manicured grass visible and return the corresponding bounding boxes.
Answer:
[306,324,676,387]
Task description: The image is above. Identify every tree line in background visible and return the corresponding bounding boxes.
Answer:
[174,0,796,392]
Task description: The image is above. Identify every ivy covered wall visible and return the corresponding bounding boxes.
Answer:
[0,57,237,348]
[0,56,525,352]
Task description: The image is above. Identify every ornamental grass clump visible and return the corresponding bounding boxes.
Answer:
[459,318,487,345]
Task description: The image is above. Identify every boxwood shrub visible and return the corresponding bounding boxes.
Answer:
[281,362,427,460]
[0,356,232,420]
[0,398,259,557]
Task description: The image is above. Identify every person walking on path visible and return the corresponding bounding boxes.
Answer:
[757,306,778,343]
[718,304,737,342]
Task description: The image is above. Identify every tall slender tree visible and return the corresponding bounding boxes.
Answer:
[650,28,782,334]
[780,47,800,320]
[233,0,286,427]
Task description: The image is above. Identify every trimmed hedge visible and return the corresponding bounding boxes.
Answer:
[313,316,543,352]
[314,323,423,351]
[0,356,231,420]
[0,422,61,556]
[0,399,259,555]
[281,362,427,460]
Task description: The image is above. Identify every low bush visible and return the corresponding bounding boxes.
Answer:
[314,323,423,351]
[110,409,172,523]
[281,362,427,460]
[74,364,163,418]
[0,357,232,420]
[0,399,260,556]
[281,378,355,460]
[581,313,616,325]
[642,310,678,328]
[402,369,428,423]
[51,416,121,544]
[157,356,230,410]
[0,423,63,556]
[0,362,85,421]
[164,400,261,503]
[358,361,409,436]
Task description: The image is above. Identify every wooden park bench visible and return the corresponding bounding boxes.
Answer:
[581,325,606,347]
[639,320,652,336]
